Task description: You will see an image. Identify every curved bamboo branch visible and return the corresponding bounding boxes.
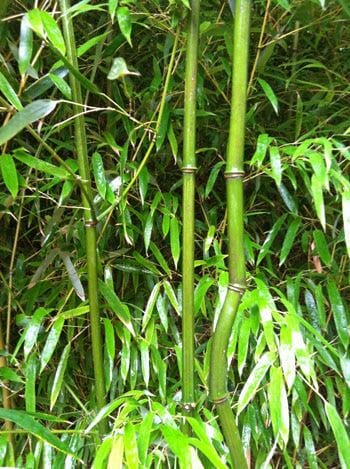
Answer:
[209,1,251,467]
[182,0,200,429]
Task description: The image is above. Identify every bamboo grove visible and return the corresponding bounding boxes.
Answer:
[0,0,350,467]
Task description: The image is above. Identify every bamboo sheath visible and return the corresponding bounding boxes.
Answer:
[59,0,107,432]
[182,0,200,420]
[209,0,251,467]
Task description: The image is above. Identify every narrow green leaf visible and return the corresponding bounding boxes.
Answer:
[103,318,115,392]
[59,305,89,320]
[50,344,70,410]
[124,423,139,469]
[142,282,161,331]
[250,133,271,167]
[279,218,301,266]
[313,229,331,264]
[268,366,289,447]
[99,280,135,336]
[137,412,153,465]
[170,217,180,268]
[49,73,72,99]
[27,9,66,55]
[60,252,85,301]
[303,426,318,469]
[163,280,180,315]
[109,0,119,22]
[139,166,149,206]
[311,174,326,229]
[258,78,279,115]
[25,353,37,413]
[238,316,251,376]
[92,152,107,198]
[0,409,75,457]
[0,100,57,145]
[0,72,22,110]
[342,191,350,257]
[269,146,282,187]
[325,402,350,469]
[237,351,276,415]
[24,308,50,359]
[257,214,287,265]
[14,151,69,179]
[19,15,33,77]
[0,367,23,383]
[279,324,295,389]
[117,7,132,46]
[0,154,18,197]
[40,317,65,373]
[327,280,349,349]
[139,340,150,387]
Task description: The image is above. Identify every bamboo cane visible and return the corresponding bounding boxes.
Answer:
[182,0,200,429]
[209,1,251,467]
[59,0,107,433]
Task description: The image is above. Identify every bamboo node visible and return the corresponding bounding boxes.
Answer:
[84,219,98,227]
[212,395,228,405]
[228,283,246,294]
[181,166,197,174]
[224,170,245,179]
[182,402,196,412]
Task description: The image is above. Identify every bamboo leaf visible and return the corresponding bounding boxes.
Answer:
[92,152,107,199]
[49,73,72,99]
[27,9,66,55]
[313,229,331,265]
[251,133,271,167]
[99,280,135,336]
[109,0,119,22]
[279,218,301,266]
[269,146,282,187]
[258,78,279,115]
[139,340,150,387]
[24,308,51,359]
[279,324,295,389]
[325,402,350,469]
[107,57,139,80]
[268,366,289,447]
[103,318,115,392]
[50,343,71,410]
[311,174,326,229]
[0,154,18,198]
[0,409,75,457]
[170,216,180,268]
[14,150,69,179]
[0,72,22,110]
[18,15,33,77]
[342,191,350,257]
[124,423,139,469]
[117,7,132,46]
[25,353,37,413]
[40,317,65,373]
[59,252,86,301]
[0,100,57,145]
[326,280,349,349]
[107,435,124,469]
[142,282,161,331]
[163,280,180,314]
[237,351,276,415]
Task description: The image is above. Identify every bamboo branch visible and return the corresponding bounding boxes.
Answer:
[209,1,251,467]
[59,0,106,434]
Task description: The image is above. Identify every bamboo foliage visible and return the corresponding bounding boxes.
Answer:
[209,0,251,467]
[182,0,200,424]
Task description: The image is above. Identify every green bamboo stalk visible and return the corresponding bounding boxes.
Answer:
[59,0,106,433]
[209,1,251,467]
[182,0,200,427]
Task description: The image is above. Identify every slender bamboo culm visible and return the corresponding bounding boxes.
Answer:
[59,0,107,433]
[182,0,200,429]
[209,1,251,467]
